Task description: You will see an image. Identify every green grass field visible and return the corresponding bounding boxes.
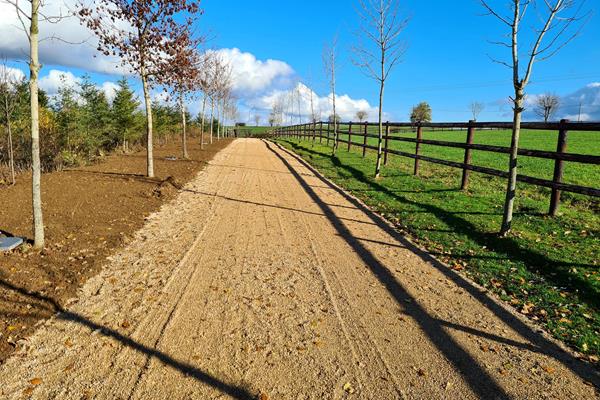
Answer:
[275,131,600,363]
[233,126,272,137]
[332,126,600,189]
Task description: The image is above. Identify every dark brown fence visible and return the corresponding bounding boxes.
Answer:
[271,120,600,215]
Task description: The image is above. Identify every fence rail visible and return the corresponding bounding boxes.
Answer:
[271,120,600,216]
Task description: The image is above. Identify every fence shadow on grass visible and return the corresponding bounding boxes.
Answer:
[263,140,513,399]
[285,140,600,302]
[0,279,255,400]
[266,139,600,390]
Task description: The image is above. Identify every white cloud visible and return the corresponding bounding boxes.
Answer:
[247,82,379,123]
[101,81,119,103]
[210,48,295,95]
[39,69,81,96]
[564,113,591,122]
[0,0,128,75]
[0,65,25,84]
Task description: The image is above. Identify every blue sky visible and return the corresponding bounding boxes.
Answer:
[1,0,599,122]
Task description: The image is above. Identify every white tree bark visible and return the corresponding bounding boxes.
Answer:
[30,0,44,249]
[141,69,154,178]
[180,93,188,159]
[200,94,207,149]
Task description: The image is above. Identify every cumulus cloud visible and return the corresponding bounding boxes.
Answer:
[0,0,128,75]
[209,48,295,95]
[523,82,600,122]
[248,83,379,123]
[0,65,26,85]
[101,81,119,103]
[39,69,81,96]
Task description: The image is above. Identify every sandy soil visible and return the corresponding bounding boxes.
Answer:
[0,138,597,399]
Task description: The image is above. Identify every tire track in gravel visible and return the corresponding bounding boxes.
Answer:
[263,146,376,399]
[95,144,243,399]
[264,142,405,399]
[125,142,256,399]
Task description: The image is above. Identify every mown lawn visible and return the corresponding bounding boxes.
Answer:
[275,134,600,364]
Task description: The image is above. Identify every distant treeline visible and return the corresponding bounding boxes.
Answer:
[0,75,216,179]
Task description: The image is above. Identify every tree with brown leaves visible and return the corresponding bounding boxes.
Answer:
[78,0,202,177]
[169,43,202,159]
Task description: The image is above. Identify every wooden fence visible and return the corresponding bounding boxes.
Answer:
[271,120,600,216]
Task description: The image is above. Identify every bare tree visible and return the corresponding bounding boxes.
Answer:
[481,0,589,235]
[352,0,409,178]
[3,0,51,248]
[0,61,21,185]
[196,52,216,150]
[79,0,201,178]
[323,35,339,155]
[270,94,285,127]
[535,93,560,122]
[305,70,318,123]
[470,101,485,121]
[356,110,368,122]
[254,114,261,126]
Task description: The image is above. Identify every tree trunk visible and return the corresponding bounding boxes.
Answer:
[500,89,524,236]
[4,98,15,185]
[30,0,44,249]
[200,94,207,149]
[209,97,214,144]
[374,81,385,178]
[7,122,15,185]
[217,99,222,140]
[141,70,154,178]
[180,93,188,159]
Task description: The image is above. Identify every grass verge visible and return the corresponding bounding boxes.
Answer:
[276,137,600,364]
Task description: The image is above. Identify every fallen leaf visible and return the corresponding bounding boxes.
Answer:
[343,382,355,394]
[417,369,426,377]
[29,378,42,385]
[542,366,555,374]
[259,393,269,400]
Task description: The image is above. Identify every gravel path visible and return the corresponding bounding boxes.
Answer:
[0,139,597,399]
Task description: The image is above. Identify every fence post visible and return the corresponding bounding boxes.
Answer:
[348,122,353,151]
[549,119,569,216]
[414,123,423,176]
[362,122,368,157]
[312,122,316,146]
[383,121,390,165]
[326,122,331,147]
[319,122,323,143]
[461,120,476,190]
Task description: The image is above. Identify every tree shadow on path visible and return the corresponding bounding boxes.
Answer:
[0,279,255,400]
[264,140,599,396]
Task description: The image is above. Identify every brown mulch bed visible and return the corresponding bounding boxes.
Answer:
[0,138,232,364]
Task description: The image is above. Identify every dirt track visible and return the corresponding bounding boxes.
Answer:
[0,139,597,399]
